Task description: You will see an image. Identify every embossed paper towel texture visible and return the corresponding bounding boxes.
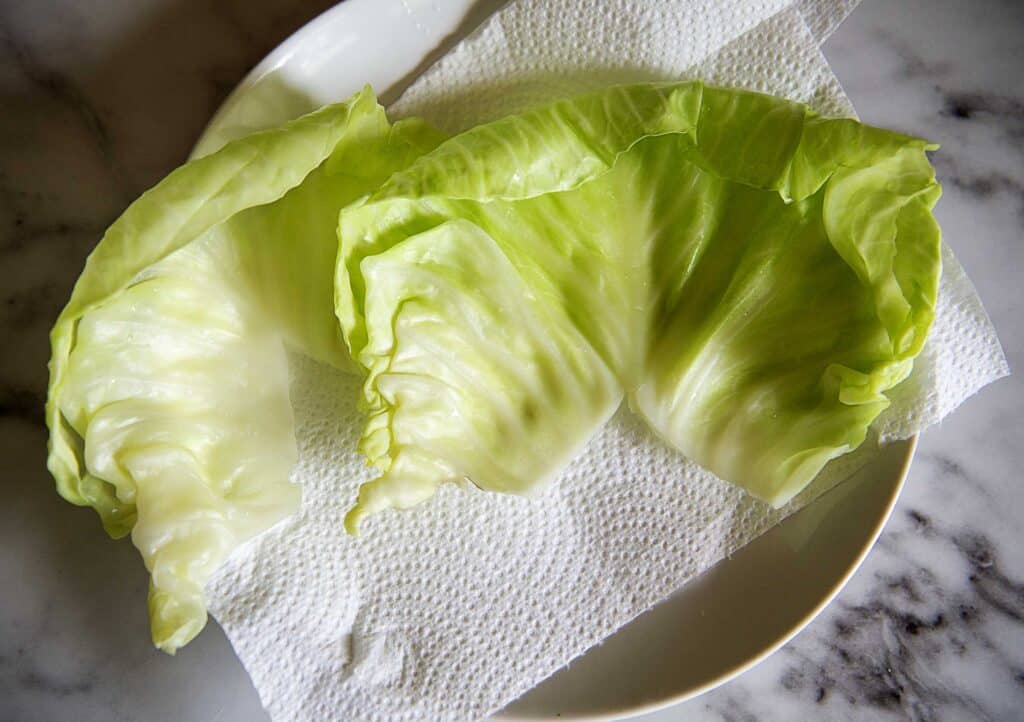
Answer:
[207,2,1009,721]
[390,0,858,129]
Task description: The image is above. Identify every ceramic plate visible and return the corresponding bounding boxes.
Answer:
[193,2,916,719]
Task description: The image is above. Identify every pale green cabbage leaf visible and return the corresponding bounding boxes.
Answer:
[336,82,940,530]
[48,81,941,653]
[46,87,442,652]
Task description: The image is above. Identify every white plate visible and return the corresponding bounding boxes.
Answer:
[194,2,916,719]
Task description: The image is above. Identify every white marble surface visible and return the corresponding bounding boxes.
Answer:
[1,1,1021,720]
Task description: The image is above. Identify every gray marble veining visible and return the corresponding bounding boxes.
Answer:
[1,1,1021,721]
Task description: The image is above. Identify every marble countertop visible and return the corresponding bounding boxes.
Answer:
[1,0,1021,720]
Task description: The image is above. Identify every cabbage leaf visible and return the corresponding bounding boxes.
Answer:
[48,81,941,652]
[46,87,441,652]
[337,82,940,529]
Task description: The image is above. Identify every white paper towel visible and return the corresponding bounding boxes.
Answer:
[389,0,857,131]
[206,2,1010,721]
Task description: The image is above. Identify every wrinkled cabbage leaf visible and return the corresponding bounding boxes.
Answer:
[48,80,941,653]
[337,82,940,530]
[46,87,442,652]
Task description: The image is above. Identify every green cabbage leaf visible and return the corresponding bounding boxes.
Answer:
[337,82,940,529]
[47,81,941,653]
[46,87,441,652]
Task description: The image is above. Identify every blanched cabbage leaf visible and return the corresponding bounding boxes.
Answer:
[337,82,940,529]
[46,87,441,652]
[48,80,941,652]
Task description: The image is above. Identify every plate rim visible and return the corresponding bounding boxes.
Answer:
[193,1,350,154]
[498,437,917,722]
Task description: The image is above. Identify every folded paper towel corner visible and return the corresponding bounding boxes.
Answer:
[205,1,1009,720]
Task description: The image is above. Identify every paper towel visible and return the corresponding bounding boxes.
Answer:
[389,0,857,131]
[206,2,1009,721]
